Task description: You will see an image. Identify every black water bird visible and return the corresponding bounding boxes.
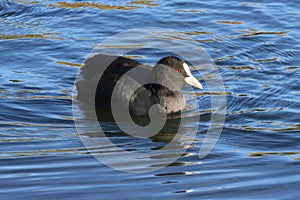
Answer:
[76,54,203,116]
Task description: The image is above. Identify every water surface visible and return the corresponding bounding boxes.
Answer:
[1,0,300,199]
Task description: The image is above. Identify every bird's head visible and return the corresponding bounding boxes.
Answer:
[152,56,203,91]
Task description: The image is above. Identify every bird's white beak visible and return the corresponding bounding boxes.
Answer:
[183,63,203,89]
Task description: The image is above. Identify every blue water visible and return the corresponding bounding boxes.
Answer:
[1,0,300,199]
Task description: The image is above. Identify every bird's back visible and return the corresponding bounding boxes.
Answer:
[95,56,142,108]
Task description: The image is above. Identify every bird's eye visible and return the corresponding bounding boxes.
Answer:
[176,69,181,73]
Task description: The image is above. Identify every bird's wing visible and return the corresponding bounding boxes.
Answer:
[76,54,152,109]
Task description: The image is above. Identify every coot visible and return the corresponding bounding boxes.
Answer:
[76,54,203,116]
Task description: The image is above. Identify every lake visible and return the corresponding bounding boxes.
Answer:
[1,0,300,199]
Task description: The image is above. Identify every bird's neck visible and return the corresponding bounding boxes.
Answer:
[147,83,179,95]
[146,84,186,113]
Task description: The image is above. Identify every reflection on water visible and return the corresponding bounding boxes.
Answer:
[216,20,244,25]
[49,2,139,11]
[1,0,300,199]
[12,0,160,10]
